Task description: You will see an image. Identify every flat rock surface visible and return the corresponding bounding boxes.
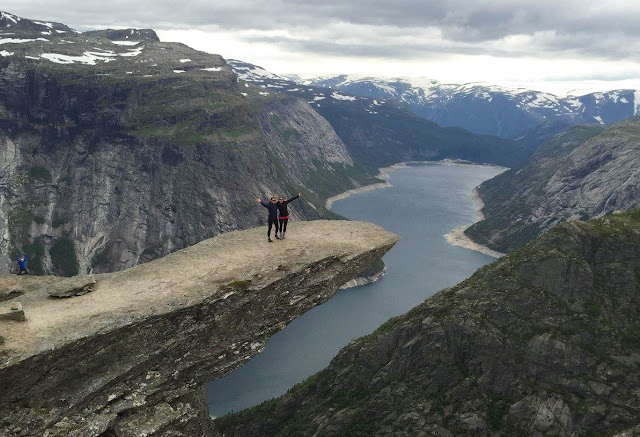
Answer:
[0,220,397,366]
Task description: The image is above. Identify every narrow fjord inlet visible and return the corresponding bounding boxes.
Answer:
[208,162,504,416]
[2,4,640,435]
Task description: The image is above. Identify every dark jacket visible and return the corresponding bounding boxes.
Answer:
[261,200,279,220]
[277,195,300,218]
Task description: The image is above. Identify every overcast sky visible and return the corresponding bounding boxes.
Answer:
[4,0,640,94]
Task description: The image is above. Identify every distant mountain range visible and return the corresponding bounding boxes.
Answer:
[227,59,530,170]
[300,75,640,138]
[228,62,639,139]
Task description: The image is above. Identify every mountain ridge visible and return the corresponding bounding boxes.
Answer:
[298,74,640,138]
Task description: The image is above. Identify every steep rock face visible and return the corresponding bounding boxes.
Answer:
[218,211,640,437]
[466,118,640,253]
[0,220,398,437]
[0,12,361,275]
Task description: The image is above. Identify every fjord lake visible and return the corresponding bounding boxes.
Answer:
[208,162,505,417]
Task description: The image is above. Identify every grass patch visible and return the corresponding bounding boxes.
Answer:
[49,237,79,277]
[90,246,111,269]
[486,396,510,431]
[222,280,253,291]
[52,216,68,228]
[28,166,52,183]
[8,208,34,242]
[584,298,602,319]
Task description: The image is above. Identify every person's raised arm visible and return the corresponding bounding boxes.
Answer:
[257,197,268,207]
[23,254,27,262]
[287,193,301,203]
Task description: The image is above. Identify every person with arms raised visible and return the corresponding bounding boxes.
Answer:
[256,196,280,242]
[277,193,301,239]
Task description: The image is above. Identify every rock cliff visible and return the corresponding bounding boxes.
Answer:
[0,220,398,436]
[466,117,640,253]
[218,211,640,436]
[0,12,368,276]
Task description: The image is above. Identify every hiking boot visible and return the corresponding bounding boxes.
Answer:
[268,238,273,242]
[275,234,281,240]
[281,233,286,239]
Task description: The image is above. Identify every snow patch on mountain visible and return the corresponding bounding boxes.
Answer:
[41,51,117,65]
[331,92,357,101]
[0,50,13,56]
[0,12,19,24]
[112,40,140,46]
[0,37,48,44]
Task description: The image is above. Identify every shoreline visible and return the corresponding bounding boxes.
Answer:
[325,159,508,210]
[444,188,506,259]
[327,159,507,260]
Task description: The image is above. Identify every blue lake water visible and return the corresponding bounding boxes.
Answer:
[208,162,504,417]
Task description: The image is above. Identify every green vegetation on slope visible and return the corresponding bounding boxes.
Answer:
[465,121,632,253]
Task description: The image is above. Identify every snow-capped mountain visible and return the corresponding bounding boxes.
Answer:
[300,75,640,138]
[0,11,233,80]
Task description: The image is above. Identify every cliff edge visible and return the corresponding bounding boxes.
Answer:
[0,220,398,436]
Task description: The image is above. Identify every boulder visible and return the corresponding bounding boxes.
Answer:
[47,276,96,298]
[0,301,25,322]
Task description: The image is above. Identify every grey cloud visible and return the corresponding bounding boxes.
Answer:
[3,0,640,61]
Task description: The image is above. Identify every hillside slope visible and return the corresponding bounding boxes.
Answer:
[217,210,640,436]
[0,12,367,275]
[465,118,640,253]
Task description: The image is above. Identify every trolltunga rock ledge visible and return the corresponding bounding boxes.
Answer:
[0,220,398,437]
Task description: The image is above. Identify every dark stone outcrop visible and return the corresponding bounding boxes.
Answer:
[0,220,398,436]
[218,211,640,436]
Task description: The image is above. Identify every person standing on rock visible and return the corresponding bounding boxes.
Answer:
[16,253,28,275]
[277,193,301,239]
[256,196,280,242]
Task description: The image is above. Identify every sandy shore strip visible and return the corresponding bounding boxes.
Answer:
[325,162,408,209]
[326,160,508,211]
[445,188,506,258]
[325,160,507,258]
[325,159,508,210]
[325,181,392,210]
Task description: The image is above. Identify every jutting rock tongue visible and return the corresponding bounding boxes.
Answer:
[0,220,398,437]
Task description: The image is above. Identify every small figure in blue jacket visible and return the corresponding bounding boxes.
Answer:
[16,253,28,275]
[256,196,280,242]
